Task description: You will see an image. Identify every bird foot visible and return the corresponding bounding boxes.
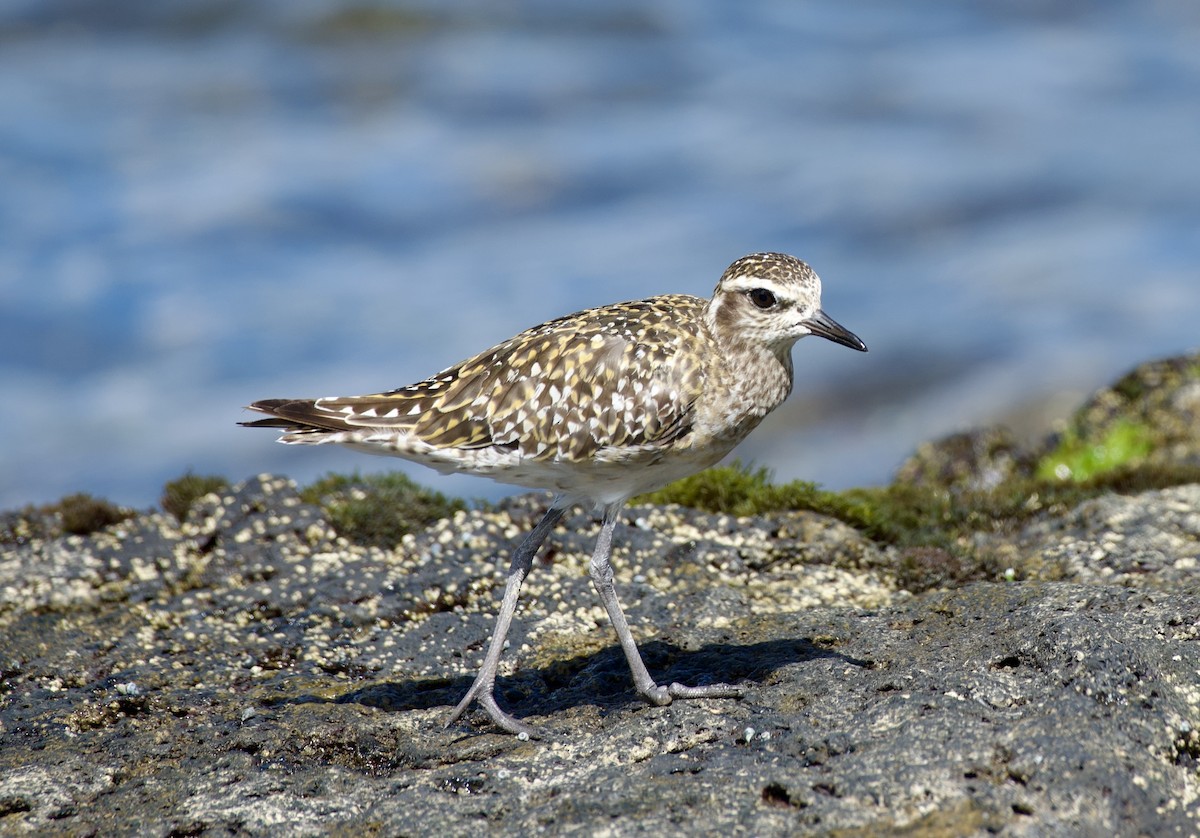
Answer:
[446,683,541,739]
[640,681,745,706]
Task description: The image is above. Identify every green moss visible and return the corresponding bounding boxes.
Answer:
[1074,461,1200,495]
[56,493,133,535]
[1036,418,1155,482]
[637,459,1200,562]
[301,471,467,548]
[815,467,1200,552]
[0,492,133,545]
[639,463,953,546]
[639,463,917,546]
[636,462,818,517]
[161,472,230,522]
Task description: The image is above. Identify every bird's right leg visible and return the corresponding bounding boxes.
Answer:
[446,504,565,737]
[588,504,744,707]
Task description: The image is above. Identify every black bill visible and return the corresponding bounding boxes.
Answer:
[805,309,868,352]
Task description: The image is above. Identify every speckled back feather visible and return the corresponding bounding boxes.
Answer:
[248,295,710,463]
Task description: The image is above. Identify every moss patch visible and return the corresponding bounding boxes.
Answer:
[1,493,134,545]
[636,462,823,517]
[638,459,1200,561]
[57,493,133,535]
[640,463,969,549]
[1036,419,1155,482]
[301,471,467,548]
[161,472,230,522]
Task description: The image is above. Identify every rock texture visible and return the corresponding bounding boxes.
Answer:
[2,355,1199,835]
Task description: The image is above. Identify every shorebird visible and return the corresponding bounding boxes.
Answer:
[242,252,867,736]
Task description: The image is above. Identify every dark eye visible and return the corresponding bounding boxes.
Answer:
[748,288,777,309]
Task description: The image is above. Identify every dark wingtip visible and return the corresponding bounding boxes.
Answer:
[245,398,292,414]
[239,415,297,429]
[239,399,314,430]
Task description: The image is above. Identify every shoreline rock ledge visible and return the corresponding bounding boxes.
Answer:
[2,354,1199,835]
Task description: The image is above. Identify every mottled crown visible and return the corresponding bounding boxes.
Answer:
[715,252,820,296]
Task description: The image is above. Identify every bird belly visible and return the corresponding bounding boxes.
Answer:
[315,430,736,508]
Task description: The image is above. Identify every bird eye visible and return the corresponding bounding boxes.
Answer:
[748,288,777,309]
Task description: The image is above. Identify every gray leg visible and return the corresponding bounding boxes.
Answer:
[588,504,744,707]
[446,504,565,736]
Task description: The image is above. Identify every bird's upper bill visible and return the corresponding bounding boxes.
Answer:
[804,309,868,352]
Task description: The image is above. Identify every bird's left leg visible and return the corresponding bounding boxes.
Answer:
[446,503,565,736]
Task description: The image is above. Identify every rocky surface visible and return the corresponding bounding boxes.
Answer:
[2,355,1199,836]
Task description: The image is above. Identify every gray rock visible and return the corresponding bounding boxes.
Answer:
[895,427,1035,493]
[1,473,1197,835]
[984,483,1200,589]
[894,352,1200,490]
[1070,352,1200,469]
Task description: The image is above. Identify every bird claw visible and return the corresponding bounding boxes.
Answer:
[639,681,745,706]
[446,686,541,739]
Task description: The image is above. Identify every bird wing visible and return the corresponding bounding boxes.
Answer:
[244,295,709,462]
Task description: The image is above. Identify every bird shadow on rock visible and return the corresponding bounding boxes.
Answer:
[297,636,870,728]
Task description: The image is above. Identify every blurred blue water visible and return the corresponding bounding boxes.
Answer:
[1,0,1198,509]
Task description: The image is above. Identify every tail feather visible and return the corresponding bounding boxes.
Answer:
[239,416,300,430]
[240,398,349,434]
